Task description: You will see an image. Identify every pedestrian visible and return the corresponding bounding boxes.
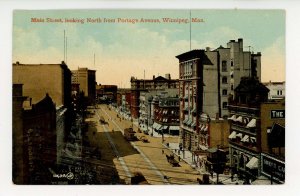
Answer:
[162,149,164,154]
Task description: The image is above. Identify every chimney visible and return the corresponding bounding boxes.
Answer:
[165,73,171,80]
[153,75,155,80]
[238,38,243,50]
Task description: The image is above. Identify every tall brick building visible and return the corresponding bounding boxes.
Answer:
[227,77,270,182]
[130,74,179,119]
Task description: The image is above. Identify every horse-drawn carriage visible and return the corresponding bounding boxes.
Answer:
[166,154,180,167]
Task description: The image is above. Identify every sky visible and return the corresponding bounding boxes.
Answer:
[13,9,285,88]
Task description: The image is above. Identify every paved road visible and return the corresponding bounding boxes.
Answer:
[100,108,170,184]
[90,104,200,185]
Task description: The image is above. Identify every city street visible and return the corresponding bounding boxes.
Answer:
[84,104,201,185]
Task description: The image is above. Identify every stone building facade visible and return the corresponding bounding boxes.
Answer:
[176,38,261,154]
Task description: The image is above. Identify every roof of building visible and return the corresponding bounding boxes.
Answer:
[235,77,269,94]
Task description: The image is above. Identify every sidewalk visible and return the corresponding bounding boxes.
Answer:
[162,142,244,185]
[162,142,197,169]
[133,120,178,138]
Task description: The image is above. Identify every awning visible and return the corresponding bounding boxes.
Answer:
[157,125,164,130]
[187,119,193,125]
[199,124,204,129]
[228,114,237,121]
[246,157,258,169]
[169,126,179,131]
[236,116,243,123]
[191,122,197,127]
[162,126,168,130]
[246,119,256,128]
[250,137,256,143]
[199,145,208,151]
[153,122,159,129]
[140,126,147,131]
[191,108,197,113]
[183,118,188,124]
[228,131,237,139]
[241,135,250,142]
[236,133,243,138]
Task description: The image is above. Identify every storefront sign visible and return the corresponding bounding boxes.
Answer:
[261,153,285,182]
[270,110,285,119]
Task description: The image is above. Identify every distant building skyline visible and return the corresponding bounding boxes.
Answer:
[13,10,285,88]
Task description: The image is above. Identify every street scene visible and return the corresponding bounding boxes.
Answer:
[84,104,200,185]
[12,9,285,185]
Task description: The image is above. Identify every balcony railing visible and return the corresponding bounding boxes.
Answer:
[229,139,258,152]
[227,104,260,116]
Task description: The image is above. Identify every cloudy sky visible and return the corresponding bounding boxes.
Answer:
[13,9,285,87]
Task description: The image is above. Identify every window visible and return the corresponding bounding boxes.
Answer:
[222,61,227,72]
[231,60,234,67]
[222,89,227,96]
[277,90,283,95]
[222,76,227,84]
[222,102,228,109]
[231,85,234,90]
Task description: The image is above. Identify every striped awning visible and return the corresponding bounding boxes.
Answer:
[153,122,159,129]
